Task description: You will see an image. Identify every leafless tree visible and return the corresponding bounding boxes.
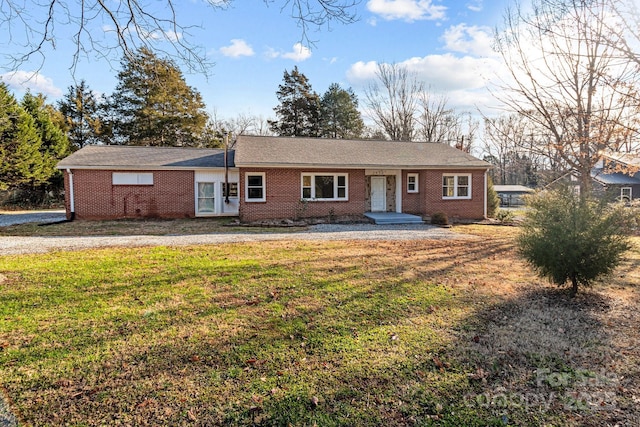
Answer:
[0,0,359,75]
[493,0,640,194]
[364,63,423,141]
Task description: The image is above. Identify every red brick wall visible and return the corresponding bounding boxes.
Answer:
[422,169,486,220]
[239,168,367,222]
[401,170,424,215]
[65,169,195,220]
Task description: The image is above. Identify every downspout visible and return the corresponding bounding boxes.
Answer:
[66,168,76,221]
[484,170,488,219]
[224,132,230,205]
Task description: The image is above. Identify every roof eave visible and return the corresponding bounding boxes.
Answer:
[234,162,490,170]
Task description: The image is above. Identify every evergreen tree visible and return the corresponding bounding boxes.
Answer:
[21,92,71,194]
[58,80,103,149]
[269,67,321,137]
[0,84,47,191]
[110,47,208,146]
[320,83,364,139]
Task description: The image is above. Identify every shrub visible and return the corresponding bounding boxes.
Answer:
[496,209,515,223]
[431,212,449,225]
[487,176,500,218]
[517,186,633,297]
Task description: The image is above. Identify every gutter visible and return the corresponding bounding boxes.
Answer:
[66,168,76,221]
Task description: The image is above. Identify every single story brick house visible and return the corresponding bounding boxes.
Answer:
[57,136,491,222]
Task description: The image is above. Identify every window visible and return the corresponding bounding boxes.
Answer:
[222,182,238,198]
[301,173,348,201]
[621,187,632,201]
[407,173,419,193]
[112,172,153,185]
[442,174,471,199]
[245,173,265,202]
[197,182,215,213]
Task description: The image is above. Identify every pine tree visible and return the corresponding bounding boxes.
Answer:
[320,83,364,139]
[58,80,103,149]
[21,92,71,195]
[110,47,208,146]
[0,84,47,191]
[269,67,321,137]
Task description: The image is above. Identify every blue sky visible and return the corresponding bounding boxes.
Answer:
[0,0,513,123]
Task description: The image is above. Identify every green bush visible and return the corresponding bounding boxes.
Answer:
[517,186,632,297]
[431,212,449,225]
[496,209,515,223]
[487,176,500,218]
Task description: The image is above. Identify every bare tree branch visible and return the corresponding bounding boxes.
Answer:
[0,0,359,76]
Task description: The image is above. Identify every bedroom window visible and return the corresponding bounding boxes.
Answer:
[442,174,471,199]
[245,173,265,202]
[407,173,419,193]
[112,172,153,185]
[301,173,348,201]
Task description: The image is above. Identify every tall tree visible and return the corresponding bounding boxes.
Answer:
[494,0,640,194]
[319,83,364,139]
[110,48,208,146]
[58,80,104,149]
[20,92,71,197]
[364,63,422,141]
[269,67,321,137]
[0,84,47,191]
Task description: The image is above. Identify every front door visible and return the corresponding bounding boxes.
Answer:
[371,176,386,212]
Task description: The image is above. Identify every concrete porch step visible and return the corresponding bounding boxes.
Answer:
[364,212,425,225]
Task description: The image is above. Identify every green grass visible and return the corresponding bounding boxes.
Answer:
[1,235,639,426]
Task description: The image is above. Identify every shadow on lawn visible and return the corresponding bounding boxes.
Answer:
[4,237,639,426]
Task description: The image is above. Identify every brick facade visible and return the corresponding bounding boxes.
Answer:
[239,168,486,222]
[64,169,195,220]
[239,168,367,222]
[418,169,486,220]
[63,167,486,222]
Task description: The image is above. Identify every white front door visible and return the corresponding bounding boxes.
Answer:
[371,176,386,212]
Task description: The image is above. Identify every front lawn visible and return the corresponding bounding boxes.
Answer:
[1,229,638,426]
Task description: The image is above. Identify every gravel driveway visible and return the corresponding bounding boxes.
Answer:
[0,214,474,255]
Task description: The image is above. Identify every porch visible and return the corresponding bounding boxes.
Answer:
[364,212,424,225]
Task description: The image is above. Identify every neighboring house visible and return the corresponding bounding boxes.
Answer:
[57,136,492,222]
[591,152,640,202]
[494,185,535,207]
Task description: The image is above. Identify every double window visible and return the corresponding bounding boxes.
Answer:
[245,173,266,202]
[442,174,471,199]
[301,173,348,201]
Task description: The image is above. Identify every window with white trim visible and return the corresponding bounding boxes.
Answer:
[621,187,632,201]
[197,182,215,213]
[245,173,265,202]
[301,173,348,201]
[112,172,153,185]
[442,174,471,199]
[407,173,419,193]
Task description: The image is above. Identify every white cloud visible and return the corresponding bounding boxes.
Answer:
[366,0,447,22]
[269,43,312,62]
[442,24,496,57]
[467,0,483,12]
[220,39,255,58]
[346,54,506,111]
[0,71,63,98]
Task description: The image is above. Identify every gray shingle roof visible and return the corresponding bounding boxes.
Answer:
[591,168,640,185]
[57,145,234,169]
[234,136,490,169]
